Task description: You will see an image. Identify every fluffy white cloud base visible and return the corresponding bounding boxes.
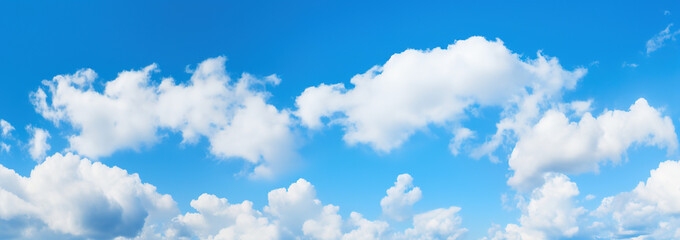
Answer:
[0,153,177,239]
[31,57,295,178]
[169,174,466,240]
[594,160,680,239]
[487,160,680,240]
[508,98,677,190]
[486,173,586,240]
[296,36,586,154]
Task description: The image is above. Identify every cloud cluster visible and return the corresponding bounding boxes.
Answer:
[296,36,586,154]
[0,153,178,239]
[594,160,680,239]
[31,57,295,178]
[508,98,677,190]
[169,174,466,240]
[11,36,680,240]
[486,159,680,240]
[486,173,586,240]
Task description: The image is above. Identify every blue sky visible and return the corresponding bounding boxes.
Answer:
[1,1,680,239]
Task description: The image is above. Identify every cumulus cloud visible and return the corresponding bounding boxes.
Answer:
[341,212,389,240]
[169,193,278,240]
[169,174,464,240]
[397,207,467,240]
[508,98,677,190]
[295,36,585,155]
[27,126,51,161]
[487,173,586,240]
[0,119,13,137]
[594,160,680,239]
[31,57,295,178]
[381,173,422,221]
[0,153,178,239]
[646,24,680,55]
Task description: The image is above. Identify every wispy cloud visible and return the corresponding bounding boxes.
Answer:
[622,62,639,68]
[646,23,680,55]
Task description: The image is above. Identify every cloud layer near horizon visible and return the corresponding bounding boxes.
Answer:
[0,152,467,240]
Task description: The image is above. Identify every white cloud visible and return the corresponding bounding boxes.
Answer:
[585,194,596,201]
[563,100,593,117]
[487,173,586,240]
[449,127,475,156]
[31,57,295,178]
[0,142,9,153]
[397,207,467,240]
[168,174,463,240]
[646,23,680,55]
[264,178,324,236]
[302,204,343,240]
[27,126,51,161]
[170,193,278,240]
[594,160,680,238]
[622,62,639,68]
[0,119,13,137]
[296,36,585,154]
[341,212,389,240]
[508,98,677,190]
[0,153,178,239]
[381,173,422,221]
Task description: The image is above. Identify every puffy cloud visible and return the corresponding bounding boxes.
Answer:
[397,207,467,240]
[646,24,680,55]
[594,160,680,238]
[31,57,295,178]
[487,173,586,240]
[302,205,343,240]
[170,193,278,240]
[27,126,51,161]
[296,36,585,154]
[0,153,178,239]
[508,98,677,190]
[265,178,324,236]
[0,119,13,137]
[341,212,389,240]
[170,174,464,240]
[381,174,422,221]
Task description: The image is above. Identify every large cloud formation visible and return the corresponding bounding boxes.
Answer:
[31,57,295,178]
[0,153,177,239]
[169,174,466,240]
[296,36,586,154]
[594,160,680,239]
[508,98,677,190]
